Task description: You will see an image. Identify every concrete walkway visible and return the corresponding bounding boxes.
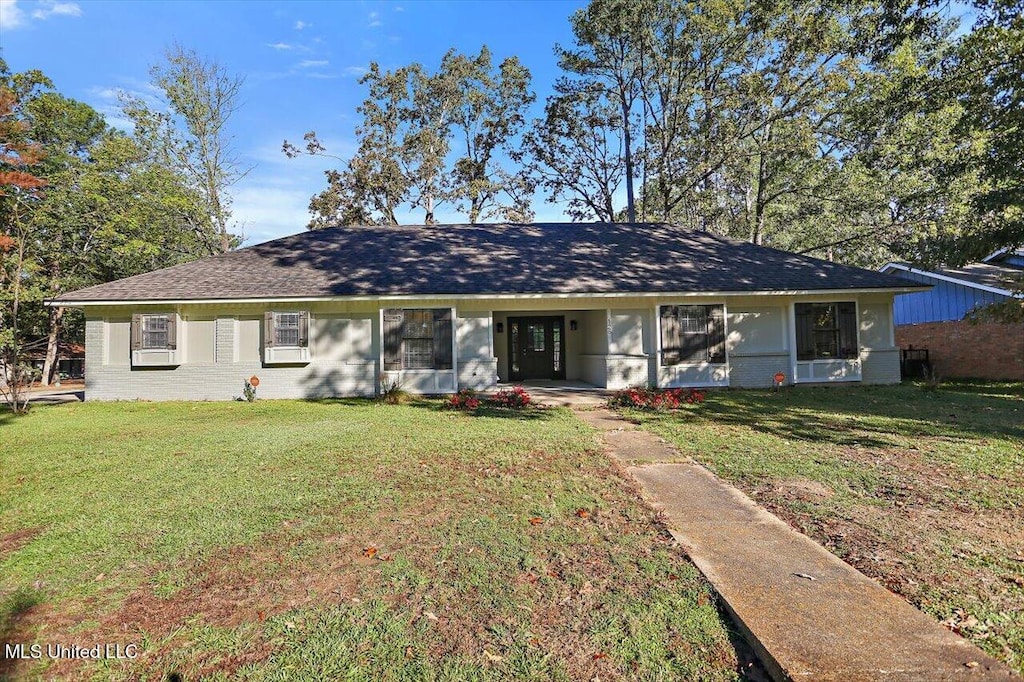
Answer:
[577,408,1017,681]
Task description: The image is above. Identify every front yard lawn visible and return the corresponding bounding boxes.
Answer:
[621,381,1024,674]
[1,400,744,680]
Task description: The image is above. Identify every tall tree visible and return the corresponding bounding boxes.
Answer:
[444,47,535,223]
[286,46,534,227]
[520,85,626,222]
[556,0,644,221]
[123,44,249,252]
[0,61,49,411]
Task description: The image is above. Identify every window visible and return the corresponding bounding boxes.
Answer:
[383,308,453,371]
[795,302,858,361]
[264,311,309,348]
[275,313,300,347]
[142,315,169,349]
[131,313,176,352]
[660,305,725,365]
[402,309,435,369]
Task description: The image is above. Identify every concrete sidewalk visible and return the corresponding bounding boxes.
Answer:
[577,408,1017,681]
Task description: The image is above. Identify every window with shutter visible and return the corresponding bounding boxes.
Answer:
[141,314,171,349]
[268,311,309,348]
[659,304,726,365]
[382,308,454,371]
[795,302,858,360]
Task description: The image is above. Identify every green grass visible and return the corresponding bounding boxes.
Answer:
[0,400,741,680]
[621,381,1024,674]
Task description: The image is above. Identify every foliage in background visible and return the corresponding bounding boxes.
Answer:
[1,50,239,393]
[121,43,250,254]
[285,46,535,227]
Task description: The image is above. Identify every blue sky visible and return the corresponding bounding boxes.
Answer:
[1,0,588,244]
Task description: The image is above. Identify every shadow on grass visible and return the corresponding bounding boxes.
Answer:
[299,396,558,420]
[0,587,44,675]
[411,399,557,421]
[636,382,1024,447]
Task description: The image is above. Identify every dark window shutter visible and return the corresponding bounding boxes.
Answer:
[838,302,858,358]
[707,305,726,363]
[433,309,453,370]
[131,314,142,350]
[264,311,275,348]
[298,311,309,348]
[383,309,404,371]
[660,306,681,365]
[166,314,177,350]
[795,304,814,360]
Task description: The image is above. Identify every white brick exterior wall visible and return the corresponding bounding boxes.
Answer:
[80,293,903,400]
[728,354,791,388]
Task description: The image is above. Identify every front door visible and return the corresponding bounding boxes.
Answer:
[508,316,565,381]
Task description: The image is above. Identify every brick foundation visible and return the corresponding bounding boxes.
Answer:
[894,321,1024,381]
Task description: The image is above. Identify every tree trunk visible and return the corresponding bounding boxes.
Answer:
[41,306,64,386]
[619,91,636,223]
[751,123,772,246]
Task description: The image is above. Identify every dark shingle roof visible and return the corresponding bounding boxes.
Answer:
[56,223,922,302]
[934,263,1024,292]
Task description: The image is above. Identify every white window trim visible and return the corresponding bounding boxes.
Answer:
[790,299,862,384]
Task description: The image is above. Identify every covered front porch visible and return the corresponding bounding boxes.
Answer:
[489,308,652,389]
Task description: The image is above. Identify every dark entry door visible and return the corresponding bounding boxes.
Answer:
[508,316,565,381]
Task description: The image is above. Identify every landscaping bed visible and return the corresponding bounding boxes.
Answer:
[620,381,1024,674]
[1,399,746,680]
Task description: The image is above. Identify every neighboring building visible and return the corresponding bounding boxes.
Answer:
[51,223,923,401]
[28,342,85,381]
[880,250,1024,381]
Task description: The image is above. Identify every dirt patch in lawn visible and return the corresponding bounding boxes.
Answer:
[33,470,741,681]
[751,447,1024,670]
[0,526,44,559]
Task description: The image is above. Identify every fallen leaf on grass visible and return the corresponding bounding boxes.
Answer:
[966,661,979,668]
[362,546,378,558]
[593,652,609,660]
[257,610,266,623]
[792,573,817,581]
[528,517,544,526]
[576,509,590,518]
[483,650,504,662]
[424,611,439,621]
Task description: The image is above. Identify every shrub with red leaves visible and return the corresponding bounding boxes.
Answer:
[608,385,706,410]
[449,388,481,411]
[490,386,531,409]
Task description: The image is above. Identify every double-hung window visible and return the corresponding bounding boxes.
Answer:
[383,308,453,371]
[264,311,309,349]
[659,305,726,365]
[131,313,176,351]
[142,315,170,349]
[795,302,858,360]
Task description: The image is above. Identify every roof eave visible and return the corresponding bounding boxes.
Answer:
[48,286,929,308]
[880,262,1021,298]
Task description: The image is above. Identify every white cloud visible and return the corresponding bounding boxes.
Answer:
[393,5,404,11]
[297,60,329,68]
[0,0,25,29]
[343,65,368,77]
[231,185,316,244]
[368,10,381,27]
[2,0,81,29]
[294,19,310,30]
[266,42,294,50]
[31,0,80,19]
